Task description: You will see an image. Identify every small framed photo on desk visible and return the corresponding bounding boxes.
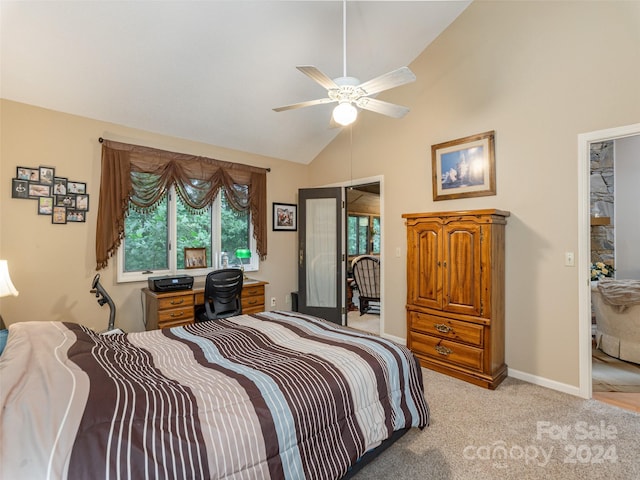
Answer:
[184,247,207,269]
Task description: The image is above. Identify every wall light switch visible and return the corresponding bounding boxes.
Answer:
[565,252,575,267]
[395,247,401,257]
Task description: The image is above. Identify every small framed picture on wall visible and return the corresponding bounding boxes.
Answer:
[38,197,53,215]
[273,202,297,231]
[39,166,55,185]
[67,181,86,194]
[52,206,67,224]
[12,179,29,199]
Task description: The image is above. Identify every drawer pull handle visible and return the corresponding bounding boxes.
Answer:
[247,289,258,295]
[434,323,453,334]
[170,298,184,305]
[248,300,257,305]
[435,345,453,356]
[170,311,184,318]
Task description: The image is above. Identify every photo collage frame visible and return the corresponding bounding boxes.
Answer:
[12,166,89,224]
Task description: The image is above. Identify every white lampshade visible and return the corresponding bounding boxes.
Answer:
[332,102,358,126]
[0,260,19,298]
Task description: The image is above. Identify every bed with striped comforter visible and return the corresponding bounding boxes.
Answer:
[0,311,429,480]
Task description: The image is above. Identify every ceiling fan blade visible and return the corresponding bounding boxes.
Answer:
[357,67,416,96]
[356,97,410,119]
[273,97,336,112]
[297,66,339,90]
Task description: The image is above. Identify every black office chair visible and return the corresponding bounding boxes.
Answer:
[196,268,244,322]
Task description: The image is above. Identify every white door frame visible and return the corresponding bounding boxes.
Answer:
[577,123,640,399]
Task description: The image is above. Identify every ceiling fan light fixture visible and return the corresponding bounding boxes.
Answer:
[273,0,415,123]
[333,102,358,126]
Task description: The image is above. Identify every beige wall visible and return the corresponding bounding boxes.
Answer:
[0,100,308,333]
[309,1,640,387]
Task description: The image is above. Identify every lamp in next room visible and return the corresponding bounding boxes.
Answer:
[235,248,252,279]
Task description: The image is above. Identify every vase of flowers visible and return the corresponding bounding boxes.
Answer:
[590,262,615,282]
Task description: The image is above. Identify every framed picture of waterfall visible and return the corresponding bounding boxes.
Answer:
[431,130,496,201]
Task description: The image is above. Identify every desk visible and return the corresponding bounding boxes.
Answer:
[142,279,268,330]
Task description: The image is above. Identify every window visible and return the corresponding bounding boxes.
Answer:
[97,139,268,274]
[347,214,380,257]
[118,187,257,283]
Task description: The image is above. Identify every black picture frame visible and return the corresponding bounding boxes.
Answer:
[52,206,67,224]
[75,194,89,211]
[39,166,55,185]
[12,179,29,199]
[55,195,76,208]
[67,181,86,194]
[66,209,86,223]
[53,177,68,195]
[28,182,51,198]
[38,197,54,215]
[273,202,297,231]
[16,167,39,182]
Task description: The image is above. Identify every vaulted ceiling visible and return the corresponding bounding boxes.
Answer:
[1,1,470,164]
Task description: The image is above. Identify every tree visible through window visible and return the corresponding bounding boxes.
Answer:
[347,214,380,257]
[121,188,253,281]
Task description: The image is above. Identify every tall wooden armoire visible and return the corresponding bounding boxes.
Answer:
[403,209,509,389]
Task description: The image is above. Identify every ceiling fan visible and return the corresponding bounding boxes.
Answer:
[273,0,416,127]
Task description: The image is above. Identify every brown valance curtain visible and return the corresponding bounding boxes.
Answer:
[96,140,268,270]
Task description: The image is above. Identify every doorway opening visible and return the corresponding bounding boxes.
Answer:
[345,181,381,335]
[578,123,640,413]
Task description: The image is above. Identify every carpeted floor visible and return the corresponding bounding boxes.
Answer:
[352,368,640,479]
[347,311,380,335]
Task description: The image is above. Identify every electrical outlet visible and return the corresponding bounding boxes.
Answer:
[270,297,277,307]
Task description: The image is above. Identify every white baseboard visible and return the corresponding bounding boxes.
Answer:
[386,337,584,398]
[508,368,582,397]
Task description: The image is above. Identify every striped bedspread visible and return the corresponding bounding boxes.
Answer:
[0,311,429,480]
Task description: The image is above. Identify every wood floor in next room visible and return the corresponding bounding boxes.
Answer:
[592,345,640,413]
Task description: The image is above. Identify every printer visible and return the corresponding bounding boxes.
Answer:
[148,274,194,293]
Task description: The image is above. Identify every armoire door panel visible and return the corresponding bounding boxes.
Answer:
[408,221,442,309]
[443,223,482,316]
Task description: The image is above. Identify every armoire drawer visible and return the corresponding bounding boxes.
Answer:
[409,331,484,372]
[409,311,484,347]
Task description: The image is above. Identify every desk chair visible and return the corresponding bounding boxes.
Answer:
[196,268,244,322]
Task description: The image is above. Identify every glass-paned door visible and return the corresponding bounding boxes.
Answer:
[298,187,344,324]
